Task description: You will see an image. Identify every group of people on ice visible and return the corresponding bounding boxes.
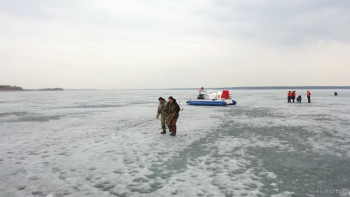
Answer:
[154,89,318,135]
[287,90,311,103]
[156,96,180,136]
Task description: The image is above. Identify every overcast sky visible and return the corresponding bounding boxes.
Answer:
[1,0,349,89]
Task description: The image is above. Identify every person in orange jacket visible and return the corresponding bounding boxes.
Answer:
[292,91,296,103]
[307,91,311,103]
[287,91,292,103]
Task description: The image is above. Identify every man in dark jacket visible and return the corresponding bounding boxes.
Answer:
[165,96,180,136]
[297,95,302,103]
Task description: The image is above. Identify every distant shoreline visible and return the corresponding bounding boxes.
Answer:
[0,85,24,91]
[0,85,64,92]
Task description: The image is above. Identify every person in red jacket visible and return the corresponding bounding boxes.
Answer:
[307,91,311,103]
[292,91,296,103]
[287,91,292,103]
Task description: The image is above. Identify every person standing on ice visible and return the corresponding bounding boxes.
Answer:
[165,96,180,136]
[292,91,296,103]
[156,97,168,134]
[307,91,311,103]
[287,91,292,103]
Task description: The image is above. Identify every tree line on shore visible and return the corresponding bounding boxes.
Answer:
[0,85,63,91]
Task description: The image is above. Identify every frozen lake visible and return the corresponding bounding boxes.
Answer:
[1,89,350,197]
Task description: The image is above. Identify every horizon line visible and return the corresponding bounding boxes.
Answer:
[3,85,350,91]
[63,85,350,90]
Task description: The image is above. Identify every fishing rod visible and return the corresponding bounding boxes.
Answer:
[165,115,174,127]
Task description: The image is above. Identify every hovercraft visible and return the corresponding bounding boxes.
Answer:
[187,90,237,106]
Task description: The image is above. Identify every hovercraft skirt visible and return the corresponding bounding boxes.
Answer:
[186,100,227,106]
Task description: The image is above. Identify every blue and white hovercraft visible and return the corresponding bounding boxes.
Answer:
[187,90,237,106]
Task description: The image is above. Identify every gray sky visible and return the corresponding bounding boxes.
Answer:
[1,0,349,89]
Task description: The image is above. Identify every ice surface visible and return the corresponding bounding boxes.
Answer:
[0,89,349,197]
